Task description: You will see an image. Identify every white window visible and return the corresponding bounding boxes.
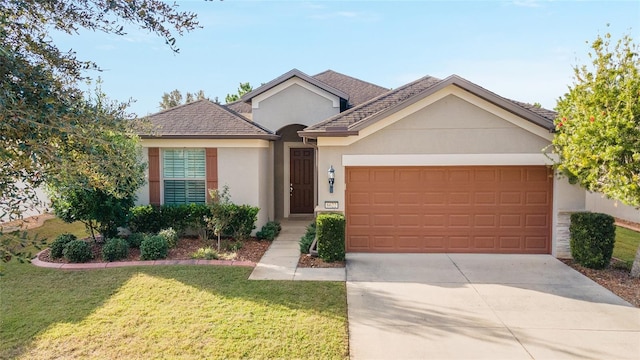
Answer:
[162,149,206,204]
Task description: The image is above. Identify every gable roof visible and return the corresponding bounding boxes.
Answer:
[241,68,350,103]
[299,74,556,138]
[224,69,388,115]
[312,70,389,107]
[138,99,278,140]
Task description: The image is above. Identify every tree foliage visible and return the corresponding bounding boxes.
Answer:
[553,32,640,207]
[159,89,210,110]
[225,82,253,103]
[1,0,199,265]
[1,0,198,221]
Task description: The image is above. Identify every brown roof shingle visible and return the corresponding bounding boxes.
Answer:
[139,100,277,139]
[300,74,556,136]
[303,75,441,132]
[312,70,389,107]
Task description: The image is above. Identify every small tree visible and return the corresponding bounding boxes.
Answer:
[206,185,232,251]
[552,30,640,276]
[51,188,135,240]
[159,89,209,110]
[225,82,253,103]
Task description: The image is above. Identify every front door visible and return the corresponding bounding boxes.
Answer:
[290,148,314,214]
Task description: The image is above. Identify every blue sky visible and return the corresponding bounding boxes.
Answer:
[52,0,639,116]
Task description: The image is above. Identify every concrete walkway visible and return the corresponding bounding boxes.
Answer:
[347,253,640,360]
[249,217,345,281]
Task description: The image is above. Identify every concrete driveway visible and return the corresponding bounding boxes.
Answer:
[347,253,640,359]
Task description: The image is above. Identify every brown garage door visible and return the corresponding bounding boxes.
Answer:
[346,166,552,254]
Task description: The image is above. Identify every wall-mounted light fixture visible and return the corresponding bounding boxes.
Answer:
[328,165,335,193]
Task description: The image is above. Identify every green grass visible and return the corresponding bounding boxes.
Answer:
[0,263,348,359]
[614,226,640,268]
[23,218,88,241]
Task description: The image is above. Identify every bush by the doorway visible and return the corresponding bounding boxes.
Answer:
[316,213,345,262]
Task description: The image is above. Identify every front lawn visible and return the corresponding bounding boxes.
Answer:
[1,263,348,359]
[614,226,640,268]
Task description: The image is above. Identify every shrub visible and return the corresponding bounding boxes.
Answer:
[63,240,93,263]
[50,233,77,259]
[158,228,179,248]
[140,235,168,260]
[257,221,281,241]
[129,205,163,234]
[126,232,146,249]
[299,221,316,254]
[101,238,129,262]
[224,241,243,252]
[570,212,616,269]
[210,203,259,240]
[316,213,345,262]
[191,247,219,260]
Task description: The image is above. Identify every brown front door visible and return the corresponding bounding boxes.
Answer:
[290,148,314,213]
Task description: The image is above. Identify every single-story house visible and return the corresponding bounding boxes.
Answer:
[137,68,590,258]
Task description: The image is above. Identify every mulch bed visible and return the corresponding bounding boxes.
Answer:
[562,258,640,308]
[298,253,345,268]
[38,237,271,264]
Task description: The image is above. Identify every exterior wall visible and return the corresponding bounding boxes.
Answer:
[315,91,586,257]
[135,147,150,205]
[218,147,271,229]
[586,192,640,223]
[552,177,587,258]
[136,139,273,231]
[251,80,340,132]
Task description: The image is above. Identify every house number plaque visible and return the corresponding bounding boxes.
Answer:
[324,201,339,209]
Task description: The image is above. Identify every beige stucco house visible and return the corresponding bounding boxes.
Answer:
[137,68,590,257]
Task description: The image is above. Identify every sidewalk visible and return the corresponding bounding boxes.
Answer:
[249,217,345,281]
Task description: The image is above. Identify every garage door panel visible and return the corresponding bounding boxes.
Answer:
[449,236,471,249]
[346,166,552,254]
[500,214,522,227]
[449,192,471,205]
[424,192,446,205]
[474,236,497,249]
[526,191,550,205]
[500,192,523,205]
[474,192,497,205]
[373,214,395,227]
[525,236,548,249]
[373,236,395,249]
[525,214,548,227]
[449,169,472,182]
[474,214,497,227]
[499,236,523,249]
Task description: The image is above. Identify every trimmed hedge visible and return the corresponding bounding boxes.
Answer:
[50,233,77,259]
[570,212,615,269]
[316,213,345,262]
[140,235,168,260]
[102,238,129,262]
[129,203,259,240]
[63,240,93,263]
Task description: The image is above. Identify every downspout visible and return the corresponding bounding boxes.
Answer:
[303,135,320,256]
[303,136,319,215]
